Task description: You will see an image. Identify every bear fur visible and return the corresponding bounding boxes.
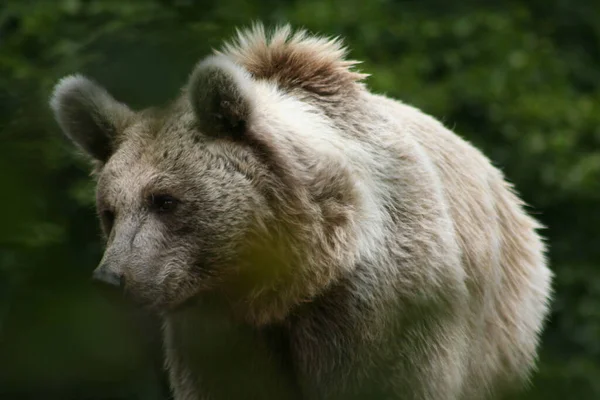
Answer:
[50,24,552,400]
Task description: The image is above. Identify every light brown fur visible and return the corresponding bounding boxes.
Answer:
[220,24,367,96]
[51,24,552,400]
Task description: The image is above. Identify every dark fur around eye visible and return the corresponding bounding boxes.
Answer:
[148,194,179,213]
[100,209,115,233]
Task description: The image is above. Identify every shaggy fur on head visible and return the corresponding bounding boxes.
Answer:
[219,24,368,96]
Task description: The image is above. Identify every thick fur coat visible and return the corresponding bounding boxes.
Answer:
[50,24,552,400]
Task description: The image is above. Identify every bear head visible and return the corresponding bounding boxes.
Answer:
[50,25,372,325]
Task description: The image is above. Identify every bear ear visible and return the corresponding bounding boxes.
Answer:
[50,75,133,163]
[188,55,257,139]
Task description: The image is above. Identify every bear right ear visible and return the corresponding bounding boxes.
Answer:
[50,75,133,163]
[188,55,257,139]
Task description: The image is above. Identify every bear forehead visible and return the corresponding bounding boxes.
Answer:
[97,138,192,202]
[108,108,205,164]
[97,151,160,206]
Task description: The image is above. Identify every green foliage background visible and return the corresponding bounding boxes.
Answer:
[1,0,599,399]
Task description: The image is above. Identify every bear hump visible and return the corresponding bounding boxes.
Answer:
[218,23,368,96]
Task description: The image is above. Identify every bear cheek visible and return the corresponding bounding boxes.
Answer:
[148,256,194,306]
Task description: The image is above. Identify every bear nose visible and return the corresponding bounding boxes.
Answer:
[92,265,123,287]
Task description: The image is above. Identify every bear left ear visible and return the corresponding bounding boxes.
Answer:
[188,55,257,139]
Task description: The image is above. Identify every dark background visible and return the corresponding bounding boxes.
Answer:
[1,0,599,399]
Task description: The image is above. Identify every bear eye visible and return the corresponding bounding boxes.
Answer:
[100,209,115,233]
[149,194,179,213]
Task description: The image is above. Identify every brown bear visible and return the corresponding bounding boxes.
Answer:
[50,24,552,400]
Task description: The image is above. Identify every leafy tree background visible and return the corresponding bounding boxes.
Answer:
[1,0,599,399]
